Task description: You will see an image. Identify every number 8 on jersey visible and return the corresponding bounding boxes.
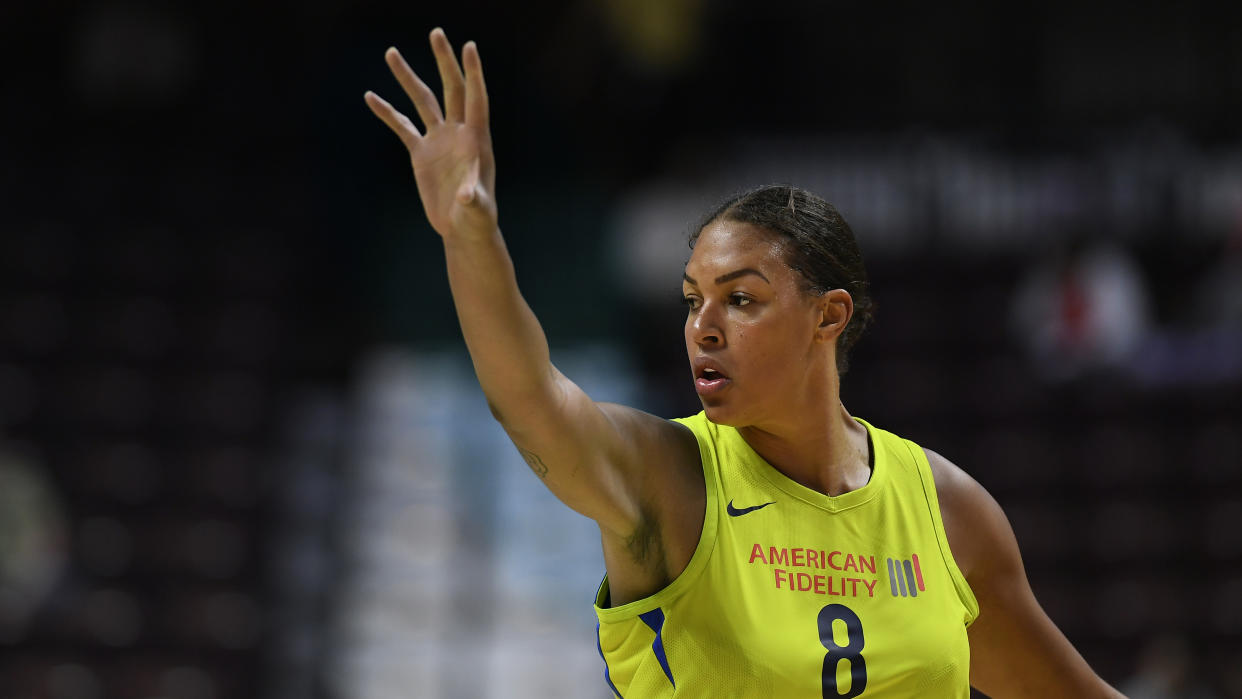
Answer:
[819,604,866,698]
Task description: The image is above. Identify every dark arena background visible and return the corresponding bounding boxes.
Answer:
[2,1,1240,697]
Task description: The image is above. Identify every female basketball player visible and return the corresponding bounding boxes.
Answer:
[363,28,1126,698]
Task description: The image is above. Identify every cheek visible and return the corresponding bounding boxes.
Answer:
[742,322,801,368]
[751,336,784,368]
[734,327,776,370]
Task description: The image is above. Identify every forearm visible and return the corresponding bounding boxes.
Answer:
[368,33,642,516]
[443,228,557,416]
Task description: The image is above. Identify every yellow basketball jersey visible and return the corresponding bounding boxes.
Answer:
[593,412,978,698]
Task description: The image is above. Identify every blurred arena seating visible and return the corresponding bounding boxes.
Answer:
[0,225,336,698]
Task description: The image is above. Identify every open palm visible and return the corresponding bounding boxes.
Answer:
[365,29,497,239]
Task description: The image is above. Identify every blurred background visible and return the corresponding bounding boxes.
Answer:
[2,0,1240,697]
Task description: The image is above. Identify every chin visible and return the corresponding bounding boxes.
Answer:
[700,401,745,427]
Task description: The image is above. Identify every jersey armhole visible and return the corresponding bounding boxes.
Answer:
[594,416,720,621]
[907,441,980,627]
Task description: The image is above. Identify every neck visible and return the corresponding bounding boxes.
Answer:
[736,389,871,498]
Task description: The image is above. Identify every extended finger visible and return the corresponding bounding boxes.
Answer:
[462,41,489,130]
[385,46,444,129]
[364,90,422,149]
[430,27,466,123]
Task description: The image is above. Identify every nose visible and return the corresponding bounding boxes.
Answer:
[688,301,724,348]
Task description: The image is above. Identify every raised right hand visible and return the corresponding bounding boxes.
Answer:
[365,28,497,240]
[364,34,706,611]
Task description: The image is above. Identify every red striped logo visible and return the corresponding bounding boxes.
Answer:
[886,554,926,597]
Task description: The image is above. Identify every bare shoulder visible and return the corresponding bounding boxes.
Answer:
[596,401,697,444]
[595,403,702,478]
[924,448,1125,697]
[594,403,707,604]
[921,447,1022,588]
[596,402,704,529]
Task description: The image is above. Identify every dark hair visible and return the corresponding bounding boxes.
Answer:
[690,184,875,374]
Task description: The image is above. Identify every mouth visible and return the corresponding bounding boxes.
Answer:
[694,367,731,397]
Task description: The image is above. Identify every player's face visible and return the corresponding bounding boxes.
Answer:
[682,220,827,427]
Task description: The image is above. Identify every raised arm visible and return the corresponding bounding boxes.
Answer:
[925,449,1125,698]
[363,30,700,548]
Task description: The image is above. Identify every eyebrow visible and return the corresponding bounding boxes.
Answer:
[682,268,771,286]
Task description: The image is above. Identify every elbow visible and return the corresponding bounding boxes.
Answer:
[482,369,575,434]
[483,381,562,430]
[483,385,534,426]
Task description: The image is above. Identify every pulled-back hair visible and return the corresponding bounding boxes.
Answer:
[690,184,875,374]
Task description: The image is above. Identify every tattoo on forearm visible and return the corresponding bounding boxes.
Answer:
[517,447,549,479]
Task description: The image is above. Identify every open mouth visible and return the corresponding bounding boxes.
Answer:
[695,367,730,396]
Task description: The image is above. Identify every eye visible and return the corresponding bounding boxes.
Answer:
[729,294,752,307]
[683,296,702,311]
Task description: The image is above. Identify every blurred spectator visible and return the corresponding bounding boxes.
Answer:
[1119,634,1218,699]
[1128,223,1242,387]
[1194,224,1242,329]
[1010,235,1152,382]
[0,445,68,644]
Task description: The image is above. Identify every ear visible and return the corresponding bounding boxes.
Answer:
[814,289,854,344]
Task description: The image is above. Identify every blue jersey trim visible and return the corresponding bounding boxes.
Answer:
[596,621,623,698]
[639,608,676,688]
